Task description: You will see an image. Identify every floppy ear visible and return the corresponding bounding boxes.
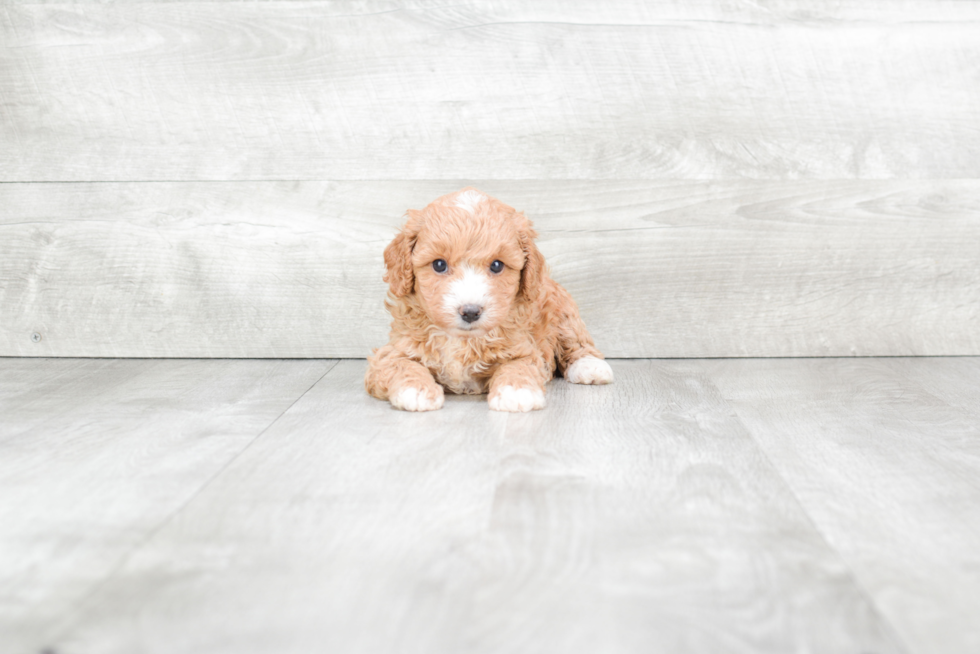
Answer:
[518,218,545,303]
[383,210,422,297]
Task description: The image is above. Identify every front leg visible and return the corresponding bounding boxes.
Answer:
[564,355,614,385]
[549,283,614,385]
[365,345,444,412]
[488,356,548,413]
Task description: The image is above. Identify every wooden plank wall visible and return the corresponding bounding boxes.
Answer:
[2,1,978,358]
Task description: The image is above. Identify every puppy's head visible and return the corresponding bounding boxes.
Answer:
[383,188,544,336]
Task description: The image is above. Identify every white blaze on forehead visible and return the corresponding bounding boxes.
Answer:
[454,190,486,213]
[443,265,491,316]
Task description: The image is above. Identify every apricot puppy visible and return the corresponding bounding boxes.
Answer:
[365,188,613,412]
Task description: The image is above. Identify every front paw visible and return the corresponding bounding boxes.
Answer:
[565,356,614,385]
[390,384,445,412]
[488,385,546,412]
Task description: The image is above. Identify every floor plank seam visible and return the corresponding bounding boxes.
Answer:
[8,359,977,651]
[709,379,916,654]
[40,359,341,646]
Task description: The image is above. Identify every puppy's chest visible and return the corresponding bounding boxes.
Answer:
[422,340,494,395]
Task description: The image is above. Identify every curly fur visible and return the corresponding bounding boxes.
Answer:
[366,188,612,412]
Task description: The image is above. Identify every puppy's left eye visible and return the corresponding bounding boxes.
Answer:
[489,260,504,274]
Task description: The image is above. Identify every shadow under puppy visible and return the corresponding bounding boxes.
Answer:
[366,188,613,412]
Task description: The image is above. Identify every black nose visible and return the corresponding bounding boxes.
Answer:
[460,305,483,323]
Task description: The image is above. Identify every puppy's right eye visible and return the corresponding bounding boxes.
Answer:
[432,259,448,273]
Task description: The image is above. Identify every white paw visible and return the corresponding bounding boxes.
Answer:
[390,385,444,412]
[488,385,546,412]
[565,356,614,385]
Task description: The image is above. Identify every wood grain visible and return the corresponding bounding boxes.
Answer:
[875,357,980,421]
[2,2,979,180]
[706,357,980,654]
[2,180,978,358]
[0,357,335,652]
[43,360,904,654]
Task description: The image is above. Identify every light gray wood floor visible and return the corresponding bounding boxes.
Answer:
[1,357,978,654]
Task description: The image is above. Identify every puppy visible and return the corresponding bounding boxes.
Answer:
[365,188,613,412]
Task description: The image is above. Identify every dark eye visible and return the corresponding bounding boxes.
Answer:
[489,260,504,274]
[432,259,448,273]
